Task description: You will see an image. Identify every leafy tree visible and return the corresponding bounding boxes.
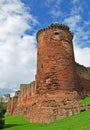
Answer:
[0,96,4,103]
[0,104,6,129]
[0,94,9,129]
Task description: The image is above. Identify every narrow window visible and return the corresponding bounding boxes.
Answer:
[54,32,59,36]
[41,64,43,68]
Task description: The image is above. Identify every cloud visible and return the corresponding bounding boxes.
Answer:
[0,0,37,96]
[45,0,62,19]
[74,45,90,67]
[64,15,82,30]
[63,1,90,49]
[63,0,90,67]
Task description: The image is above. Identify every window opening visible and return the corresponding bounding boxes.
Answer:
[41,64,43,68]
[54,32,59,36]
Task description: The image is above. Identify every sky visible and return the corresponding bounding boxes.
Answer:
[0,0,90,96]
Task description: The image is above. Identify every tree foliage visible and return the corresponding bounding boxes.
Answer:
[0,104,6,129]
[0,93,10,129]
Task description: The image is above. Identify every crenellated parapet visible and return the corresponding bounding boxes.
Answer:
[15,90,20,97]
[36,23,73,42]
[20,84,27,102]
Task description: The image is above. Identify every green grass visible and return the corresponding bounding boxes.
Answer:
[3,111,90,130]
[80,97,90,105]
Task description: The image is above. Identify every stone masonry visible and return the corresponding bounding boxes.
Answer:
[7,23,90,123]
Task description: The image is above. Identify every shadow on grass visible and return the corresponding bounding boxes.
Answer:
[3,124,19,129]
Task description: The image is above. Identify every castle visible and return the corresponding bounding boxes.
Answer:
[7,23,90,123]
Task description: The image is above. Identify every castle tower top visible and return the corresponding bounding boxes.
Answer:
[36,23,73,41]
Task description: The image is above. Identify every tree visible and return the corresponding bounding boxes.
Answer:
[0,96,4,103]
[0,104,6,129]
[4,93,10,102]
[0,96,7,112]
[0,94,8,129]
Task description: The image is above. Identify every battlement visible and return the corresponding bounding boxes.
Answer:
[36,23,73,41]
[15,90,20,97]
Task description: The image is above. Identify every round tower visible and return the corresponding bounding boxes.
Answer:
[36,23,76,94]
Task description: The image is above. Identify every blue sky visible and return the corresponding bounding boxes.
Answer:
[21,0,90,48]
[0,0,90,96]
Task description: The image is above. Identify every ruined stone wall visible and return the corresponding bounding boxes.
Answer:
[7,23,90,123]
[76,63,90,96]
[20,84,27,103]
[7,81,36,115]
[29,90,79,123]
[7,96,11,114]
[7,96,18,115]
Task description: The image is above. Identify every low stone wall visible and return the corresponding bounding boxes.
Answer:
[11,90,79,123]
[7,81,36,115]
[13,101,90,123]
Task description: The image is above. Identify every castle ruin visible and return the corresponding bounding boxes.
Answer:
[7,23,90,123]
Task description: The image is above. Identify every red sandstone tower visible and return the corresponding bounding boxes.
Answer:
[36,23,77,94]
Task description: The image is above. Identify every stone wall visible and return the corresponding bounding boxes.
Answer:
[7,96,18,115]
[28,90,79,123]
[7,81,36,115]
[76,63,90,96]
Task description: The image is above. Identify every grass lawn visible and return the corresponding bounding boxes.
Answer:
[3,110,90,130]
[80,97,90,105]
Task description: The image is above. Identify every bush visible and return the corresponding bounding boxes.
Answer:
[0,104,6,129]
[81,96,86,100]
[0,119,5,129]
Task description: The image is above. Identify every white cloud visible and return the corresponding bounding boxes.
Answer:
[74,45,90,67]
[64,15,82,30]
[0,0,37,95]
[63,0,90,67]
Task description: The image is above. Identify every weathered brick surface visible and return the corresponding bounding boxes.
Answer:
[7,23,90,123]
